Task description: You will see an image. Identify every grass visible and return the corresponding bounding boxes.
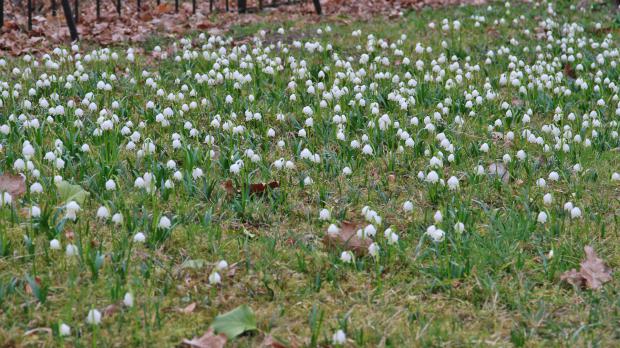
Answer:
[1,0,620,346]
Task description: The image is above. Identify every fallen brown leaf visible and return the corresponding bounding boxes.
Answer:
[0,173,26,198]
[180,302,197,314]
[560,245,612,290]
[323,221,371,255]
[182,328,227,348]
[260,334,289,348]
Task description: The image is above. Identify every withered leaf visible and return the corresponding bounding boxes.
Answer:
[180,302,197,314]
[323,221,371,256]
[260,334,289,348]
[222,180,280,195]
[0,173,26,198]
[182,328,227,348]
[561,245,612,290]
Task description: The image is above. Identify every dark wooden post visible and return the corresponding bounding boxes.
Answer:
[238,0,246,13]
[28,0,32,31]
[74,0,79,22]
[312,0,321,14]
[61,0,79,41]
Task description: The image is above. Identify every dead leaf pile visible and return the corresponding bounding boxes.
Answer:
[561,245,612,290]
[0,0,488,55]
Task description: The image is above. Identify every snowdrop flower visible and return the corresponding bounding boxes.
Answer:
[536,178,546,188]
[30,182,43,194]
[65,244,78,257]
[86,309,102,325]
[327,224,340,236]
[112,213,123,225]
[548,171,560,181]
[426,171,439,183]
[454,222,465,234]
[319,208,331,220]
[426,225,445,242]
[209,272,221,284]
[158,216,171,229]
[433,210,443,223]
[123,292,134,307]
[332,329,346,345]
[304,176,314,186]
[230,163,241,174]
[0,192,12,206]
[342,167,352,175]
[543,193,553,205]
[447,176,459,190]
[96,206,110,220]
[50,239,61,250]
[340,251,353,263]
[216,260,229,271]
[563,202,574,212]
[368,242,380,257]
[29,205,41,218]
[612,172,620,181]
[105,179,116,191]
[133,232,146,243]
[59,323,71,336]
[65,201,80,221]
[362,144,373,155]
[570,207,582,219]
[403,201,414,212]
[537,211,548,224]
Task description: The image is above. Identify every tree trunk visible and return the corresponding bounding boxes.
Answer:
[61,0,79,41]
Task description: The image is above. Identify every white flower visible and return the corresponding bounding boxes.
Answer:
[216,260,229,271]
[96,206,110,220]
[454,222,465,233]
[327,224,340,236]
[426,225,445,242]
[447,176,459,190]
[433,210,443,223]
[30,182,43,194]
[133,232,146,243]
[123,292,134,307]
[340,251,353,263]
[362,144,373,155]
[105,179,116,191]
[86,309,102,325]
[209,272,221,284]
[0,192,12,206]
[50,239,61,250]
[368,242,380,257]
[612,172,620,181]
[543,193,553,205]
[59,323,71,336]
[342,167,352,175]
[570,207,582,219]
[158,216,171,229]
[112,213,123,225]
[319,208,331,220]
[537,211,548,224]
[304,176,314,186]
[332,329,346,345]
[403,201,414,212]
[65,201,80,221]
[65,244,78,257]
[30,205,41,218]
[426,171,439,183]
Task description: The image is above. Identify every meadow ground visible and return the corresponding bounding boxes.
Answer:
[1,0,620,347]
